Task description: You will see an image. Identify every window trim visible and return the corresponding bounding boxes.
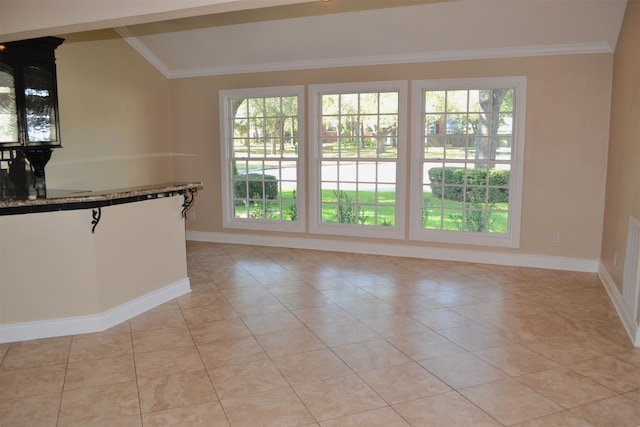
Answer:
[308,81,408,239]
[219,85,306,233]
[409,77,527,248]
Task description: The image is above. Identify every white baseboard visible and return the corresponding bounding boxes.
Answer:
[598,261,640,347]
[186,231,599,273]
[0,278,191,344]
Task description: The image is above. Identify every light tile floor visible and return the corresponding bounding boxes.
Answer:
[1,241,639,426]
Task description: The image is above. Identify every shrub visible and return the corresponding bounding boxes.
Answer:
[428,167,509,203]
[448,209,493,232]
[285,190,297,221]
[335,190,367,224]
[234,173,278,201]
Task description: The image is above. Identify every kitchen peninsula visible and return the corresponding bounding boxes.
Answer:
[0,182,202,343]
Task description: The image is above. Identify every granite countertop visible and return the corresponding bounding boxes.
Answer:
[0,181,203,215]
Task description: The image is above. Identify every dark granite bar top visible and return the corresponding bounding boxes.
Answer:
[0,182,203,216]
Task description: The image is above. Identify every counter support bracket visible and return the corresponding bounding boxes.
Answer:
[181,187,197,218]
[91,207,101,233]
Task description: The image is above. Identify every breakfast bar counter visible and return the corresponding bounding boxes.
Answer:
[0,181,201,215]
[0,182,202,343]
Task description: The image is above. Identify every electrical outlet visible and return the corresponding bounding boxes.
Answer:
[188,211,196,221]
[552,232,560,244]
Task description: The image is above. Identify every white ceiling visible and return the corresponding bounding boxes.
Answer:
[118,0,628,79]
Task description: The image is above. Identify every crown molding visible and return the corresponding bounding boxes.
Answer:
[115,27,173,78]
[116,29,613,79]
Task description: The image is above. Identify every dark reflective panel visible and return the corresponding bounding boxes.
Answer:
[23,65,57,143]
[0,64,18,143]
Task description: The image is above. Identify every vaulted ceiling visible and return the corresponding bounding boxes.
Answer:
[117,0,628,78]
[1,0,629,79]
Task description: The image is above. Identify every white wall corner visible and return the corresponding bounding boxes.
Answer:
[598,261,640,348]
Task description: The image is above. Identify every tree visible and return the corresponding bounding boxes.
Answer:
[374,124,396,154]
[424,88,512,164]
[475,88,509,162]
[230,96,298,175]
[320,92,398,153]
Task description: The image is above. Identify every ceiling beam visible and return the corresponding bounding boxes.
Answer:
[0,0,317,42]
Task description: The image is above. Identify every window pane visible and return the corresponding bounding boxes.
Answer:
[450,114,465,134]
[378,188,395,204]
[444,136,466,160]
[496,137,512,160]
[443,209,462,230]
[500,89,514,112]
[248,98,263,116]
[322,94,339,114]
[341,94,359,114]
[468,90,483,112]
[425,135,445,159]
[379,92,398,114]
[447,90,468,112]
[423,207,442,230]
[498,114,513,134]
[425,91,445,113]
[425,114,441,135]
[359,93,378,114]
[465,113,480,136]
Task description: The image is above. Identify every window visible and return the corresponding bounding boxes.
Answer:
[309,82,407,239]
[219,78,524,247]
[410,77,526,247]
[219,86,305,232]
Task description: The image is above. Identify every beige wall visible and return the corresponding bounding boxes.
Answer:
[94,197,189,312]
[0,209,101,322]
[171,54,613,260]
[22,23,618,263]
[601,0,640,295]
[46,29,175,191]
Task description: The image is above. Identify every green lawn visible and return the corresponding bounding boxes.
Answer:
[422,194,508,233]
[234,189,508,233]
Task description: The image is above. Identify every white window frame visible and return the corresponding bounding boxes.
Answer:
[219,86,306,233]
[308,81,408,239]
[409,77,527,248]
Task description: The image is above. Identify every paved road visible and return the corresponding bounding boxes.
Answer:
[263,161,398,192]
